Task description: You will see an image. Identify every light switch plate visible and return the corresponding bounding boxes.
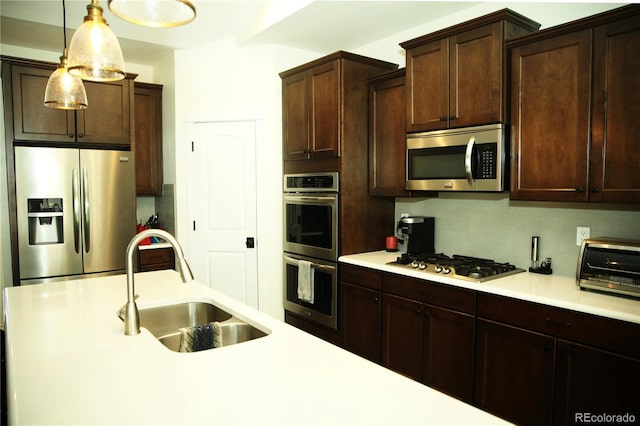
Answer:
[576,226,591,246]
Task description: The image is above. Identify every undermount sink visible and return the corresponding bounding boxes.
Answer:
[121,301,268,352]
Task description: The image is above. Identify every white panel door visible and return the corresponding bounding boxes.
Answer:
[186,121,258,308]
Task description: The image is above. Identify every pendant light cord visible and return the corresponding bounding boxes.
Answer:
[62,0,67,49]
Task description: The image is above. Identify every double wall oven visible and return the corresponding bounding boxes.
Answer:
[283,173,338,330]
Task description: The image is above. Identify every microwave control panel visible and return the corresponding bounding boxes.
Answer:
[476,143,497,179]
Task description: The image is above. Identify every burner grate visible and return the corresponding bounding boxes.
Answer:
[391,252,524,282]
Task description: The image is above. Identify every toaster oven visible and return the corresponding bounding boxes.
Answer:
[577,237,640,298]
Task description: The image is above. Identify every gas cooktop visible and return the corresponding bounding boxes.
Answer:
[390,253,525,283]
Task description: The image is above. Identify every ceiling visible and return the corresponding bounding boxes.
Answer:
[0,1,630,65]
[0,0,482,64]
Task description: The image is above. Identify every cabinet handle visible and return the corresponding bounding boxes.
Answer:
[68,133,75,138]
[576,187,584,193]
[449,115,458,120]
[545,317,571,328]
[78,133,84,139]
[439,116,447,122]
[592,187,600,193]
[373,297,379,302]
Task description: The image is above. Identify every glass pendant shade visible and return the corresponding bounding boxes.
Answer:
[68,0,125,82]
[44,51,88,110]
[108,0,196,27]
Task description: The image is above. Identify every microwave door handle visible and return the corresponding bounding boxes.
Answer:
[464,136,476,186]
[284,256,336,272]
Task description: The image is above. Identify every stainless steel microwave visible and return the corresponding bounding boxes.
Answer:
[406,124,507,192]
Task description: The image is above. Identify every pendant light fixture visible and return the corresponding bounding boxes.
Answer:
[68,0,126,82]
[44,0,88,110]
[108,0,196,28]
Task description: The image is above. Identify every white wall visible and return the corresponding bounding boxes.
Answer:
[172,40,318,319]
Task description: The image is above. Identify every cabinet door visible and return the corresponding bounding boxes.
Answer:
[77,79,131,146]
[510,30,592,201]
[450,22,502,128]
[381,293,423,381]
[423,304,475,403]
[10,65,75,143]
[554,340,640,425]
[475,319,555,426]
[134,83,163,195]
[340,282,381,363]
[282,72,309,160]
[590,16,640,203]
[368,72,409,197]
[308,61,340,159]
[406,39,449,132]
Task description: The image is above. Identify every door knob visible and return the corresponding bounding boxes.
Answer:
[246,237,255,248]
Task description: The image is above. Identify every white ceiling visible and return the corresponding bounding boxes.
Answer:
[0,0,487,64]
[0,1,630,65]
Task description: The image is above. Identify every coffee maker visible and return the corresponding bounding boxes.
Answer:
[396,216,435,255]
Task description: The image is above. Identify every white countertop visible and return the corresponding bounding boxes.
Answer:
[3,270,509,425]
[339,251,640,325]
[137,241,172,250]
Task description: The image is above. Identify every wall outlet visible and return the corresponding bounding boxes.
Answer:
[576,226,591,246]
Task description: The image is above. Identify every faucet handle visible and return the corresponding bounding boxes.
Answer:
[117,294,139,320]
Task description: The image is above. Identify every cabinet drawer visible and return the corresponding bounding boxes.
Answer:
[477,293,640,358]
[138,247,175,271]
[339,263,382,290]
[382,272,475,314]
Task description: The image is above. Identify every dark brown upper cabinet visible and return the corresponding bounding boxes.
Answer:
[367,69,410,197]
[401,9,540,133]
[509,5,640,203]
[134,82,163,195]
[2,56,134,149]
[280,51,397,174]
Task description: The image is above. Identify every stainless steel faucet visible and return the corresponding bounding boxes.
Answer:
[123,229,194,336]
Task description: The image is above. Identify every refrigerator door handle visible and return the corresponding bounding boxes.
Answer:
[82,168,91,253]
[72,168,81,254]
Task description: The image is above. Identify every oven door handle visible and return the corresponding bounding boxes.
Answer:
[283,195,337,203]
[464,136,476,186]
[284,256,336,272]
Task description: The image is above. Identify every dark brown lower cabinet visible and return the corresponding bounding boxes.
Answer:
[474,319,555,426]
[554,340,640,425]
[380,293,476,403]
[340,282,381,363]
[381,293,423,381]
[137,247,175,272]
[423,304,475,403]
[339,264,640,424]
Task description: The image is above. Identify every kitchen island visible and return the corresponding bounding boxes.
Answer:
[3,270,509,425]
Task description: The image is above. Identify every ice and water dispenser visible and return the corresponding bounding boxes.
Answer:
[27,198,64,245]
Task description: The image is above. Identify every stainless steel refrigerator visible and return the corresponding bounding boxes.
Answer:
[14,146,136,284]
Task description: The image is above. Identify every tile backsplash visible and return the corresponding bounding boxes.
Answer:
[395,193,640,277]
[136,184,175,235]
